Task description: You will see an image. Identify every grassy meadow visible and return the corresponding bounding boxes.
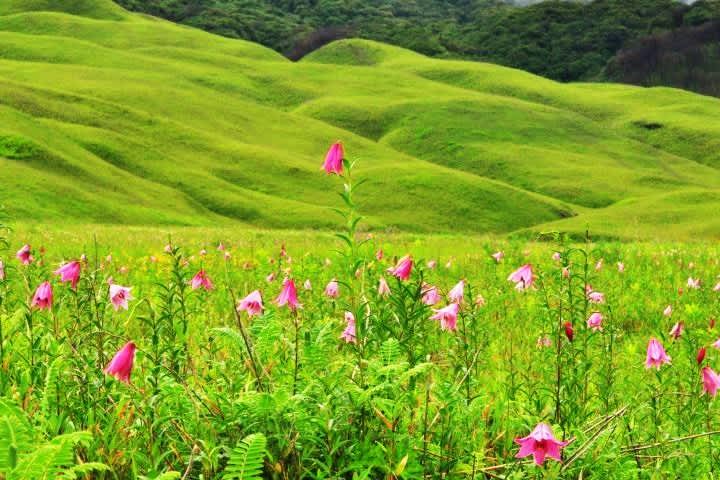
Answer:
[3,211,720,478]
[0,0,719,239]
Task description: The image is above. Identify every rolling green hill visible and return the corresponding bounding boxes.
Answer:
[0,0,719,240]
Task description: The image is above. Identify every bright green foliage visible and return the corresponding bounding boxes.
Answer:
[0,1,720,239]
[0,399,108,480]
[222,434,267,480]
[2,222,720,478]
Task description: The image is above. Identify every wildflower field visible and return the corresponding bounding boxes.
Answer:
[2,151,720,479]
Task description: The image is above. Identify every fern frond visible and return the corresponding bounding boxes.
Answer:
[41,357,65,421]
[222,433,267,480]
[9,431,92,480]
[59,462,110,479]
[0,398,34,474]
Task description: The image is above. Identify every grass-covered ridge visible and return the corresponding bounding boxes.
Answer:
[0,0,719,239]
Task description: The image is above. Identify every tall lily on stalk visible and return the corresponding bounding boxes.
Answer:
[321,141,373,427]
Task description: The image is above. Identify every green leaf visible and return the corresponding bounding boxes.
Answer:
[222,433,267,480]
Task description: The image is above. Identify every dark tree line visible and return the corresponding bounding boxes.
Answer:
[113,0,720,94]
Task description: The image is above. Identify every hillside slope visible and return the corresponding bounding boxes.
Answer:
[0,0,719,239]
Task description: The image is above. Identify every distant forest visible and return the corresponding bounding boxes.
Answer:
[115,0,720,95]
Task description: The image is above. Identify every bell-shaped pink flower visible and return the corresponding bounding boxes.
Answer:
[645,338,671,369]
[0,260,5,281]
[688,277,701,289]
[387,255,413,281]
[515,422,568,466]
[104,341,136,383]
[427,260,437,270]
[587,312,603,331]
[669,321,684,340]
[191,270,213,291]
[562,267,570,279]
[430,303,459,332]
[491,251,504,263]
[617,262,625,273]
[422,284,441,306]
[54,261,81,290]
[375,249,383,261]
[508,264,534,290]
[324,279,339,299]
[275,278,301,310]
[702,367,720,397]
[587,291,605,304]
[109,284,133,311]
[237,290,263,317]
[448,280,464,303]
[595,259,603,271]
[378,277,391,297]
[663,305,673,317]
[322,141,344,175]
[266,272,276,283]
[32,281,53,310]
[552,252,561,262]
[16,244,33,265]
[340,311,356,343]
[714,282,720,292]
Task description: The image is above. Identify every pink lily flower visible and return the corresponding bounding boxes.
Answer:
[491,251,504,263]
[387,255,413,281]
[448,280,464,303]
[587,291,605,304]
[340,311,356,343]
[32,281,53,310]
[515,423,568,466]
[275,278,301,310]
[669,322,684,340]
[645,338,671,369]
[237,290,264,317]
[587,312,603,331]
[430,303,459,332]
[508,264,534,290]
[104,341,136,384]
[324,279,339,299]
[702,367,720,397]
[55,261,81,290]
[322,141,344,175]
[16,244,33,265]
[191,270,213,291]
[422,284,441,306]
[109,284,133,311]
